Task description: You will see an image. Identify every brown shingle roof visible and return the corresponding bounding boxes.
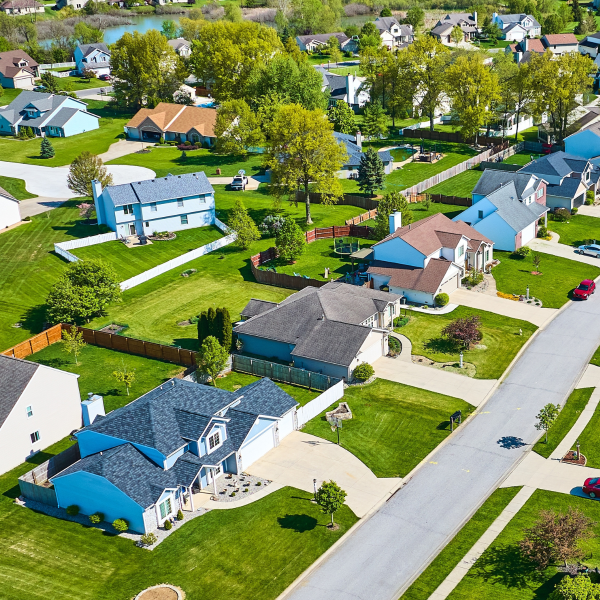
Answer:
[0,49,38,79]
[367,258,455,294]
[126,103,216,138]
[0,0,41,8]
[543,33,578,46]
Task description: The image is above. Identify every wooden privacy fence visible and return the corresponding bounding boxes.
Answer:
[401,129,507,146]
[346,209,377,226]
[2,323,197,366]
[295,191,379,211]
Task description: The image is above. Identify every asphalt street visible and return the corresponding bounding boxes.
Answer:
[282,293,600,600]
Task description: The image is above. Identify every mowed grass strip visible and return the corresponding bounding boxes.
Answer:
[533,387,594,459]
[399,306,537,380]
[400,487,522,600]
[302,379,472,478]
[548,214,600,248]
[0,176,36,200]
[575,396,600,469]
[492,250,600,308]
[424,168,482,197]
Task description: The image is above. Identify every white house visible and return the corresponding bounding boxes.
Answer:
[456,170,549,251]
[167,38,191,58]
[491,13,541,41]
[296,32,357,53]
[431,12,478,44]
[0,185,21,229]
[367,212,494,305]
[374,17,414,49]
[541,33,579,56]
[0,354,82,475]
[316,67,370,111]
[235,282,402,381]
[92,171,216,238]
[579,31,600,58]
[74,43,110,77]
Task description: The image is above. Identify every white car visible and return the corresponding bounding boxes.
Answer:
[577,244,600,258]
[230,170,248,191]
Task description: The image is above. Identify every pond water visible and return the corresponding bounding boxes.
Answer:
[103,14,179,44]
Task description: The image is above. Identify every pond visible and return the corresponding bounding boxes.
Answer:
[103,14,179,44]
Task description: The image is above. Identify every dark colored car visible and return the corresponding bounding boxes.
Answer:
[573,279,596,300]
[583,477,600,498]
[99,74,111,81]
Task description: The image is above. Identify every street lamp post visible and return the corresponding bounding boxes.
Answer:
[459,351,464,369]
[313,478,318,501]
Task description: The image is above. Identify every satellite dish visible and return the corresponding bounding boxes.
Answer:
[238,169,246,176]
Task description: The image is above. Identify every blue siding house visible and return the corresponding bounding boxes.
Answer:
[0,91,99,138]
[92,171,216,238]
[50,378,298,533]
[74,43,110,77]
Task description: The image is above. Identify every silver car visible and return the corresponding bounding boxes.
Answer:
[577,244,600,257]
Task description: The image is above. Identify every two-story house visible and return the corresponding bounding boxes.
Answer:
[316,68,370,112]
[296,32,357,53]
[431,12,479,44]
[235,282,401,381]
[334,131,393,178]
[455,170,549,251]
[0,91,99,138]
[374,17,414,49]
[92,171,216,238]
[565,120,600,160]
[579,31,600,58]
[74,43,111,77]
[542,33,579,56]
[367,212,494,305]
[491,13,541,41]
[518,151,598,210]
[0,49,38,88]
[50,377,298,533]
[167,37,192,58]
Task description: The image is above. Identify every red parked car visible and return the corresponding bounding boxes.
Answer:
[573,279,596,300]
[583,477,600,498]
[99,74,111,81]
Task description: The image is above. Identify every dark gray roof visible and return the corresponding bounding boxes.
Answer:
[333,132,392,167]
[473,169,543,199]
[0,91,89,127]
[78,43,110,57]
[106,172,214,207]
[241,299,278,319]
[519,151,590,178]
[0,355,39,429]
[546,178,583,199]
[296,32,349,45]
[484,181,549,232]
[497,13,540,28]
[232,378,297,418]
[45,107,79,128]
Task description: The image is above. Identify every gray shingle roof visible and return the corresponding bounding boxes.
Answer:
[0,91,89,128]
[106,172,214,207]
[45,107,79,128]
[484,181,549,232]
[333,132,392,166]
[240,299,278,319]
[519,151,589,178]
[0,355,38,429]
[232,378,298,418]
[546,178,583,199]
[78,43,110,57]
[473,169,543,199]
[497,13,540,28]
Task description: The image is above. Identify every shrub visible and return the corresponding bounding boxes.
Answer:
[89,512,104,524]
[553,208,570,222]
[140,532,158,546]
[586,190,595,205]
[259,214,285,237]
[184,140,191,146]
[176,509,184,521]
[22,216,31,221]
[353,362,374,381]
[537,226,548,238]
[512,246,531,258]
[388,336,401,356]
[435,293,449,307]
[585,198,594,206]
[256,481,262,486]
[66,505,80,516]
[393,316,409,328]
[571,207,578,215]
[163,519,172,530]
[231,491,236,497]
[112,518,129,532]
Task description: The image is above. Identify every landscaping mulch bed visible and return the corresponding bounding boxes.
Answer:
[561,450,587,466]
[135,584,185,600]
[412,355,477,378]
[148,232,177,241]
[100,323,126,334]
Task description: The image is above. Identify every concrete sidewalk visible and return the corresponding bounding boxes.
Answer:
[19,197,67,217]
[98,139,146,162]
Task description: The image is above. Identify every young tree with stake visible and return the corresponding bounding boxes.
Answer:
[535,403,560,444]
[61,326,86,365]
[315,480,347,529]
[113,362,136,396]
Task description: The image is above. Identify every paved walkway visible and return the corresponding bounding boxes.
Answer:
[529,238,600,266]
[97,139,146,162]
[372,355,497,406]
[578,204,600,218]
[391,333,412,363]
[452,288,558,328]
[246,432,402,519]
[19,197,67,217]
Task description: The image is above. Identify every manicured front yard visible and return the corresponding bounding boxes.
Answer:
[108,146,265,178]
[27,343,184,412]
[425,168,482,197]
[532,387,593,459]
[302,379,472,478]
[548,214,600,248]
[448,490,600,600]
[492,250,600,308]
[0,87,22,107]
[399,306,537,380]
[575,396,600,469]
[400,487,522,600]
[0,175,35,200]
[72,225,224,281]
[591,342,600,367]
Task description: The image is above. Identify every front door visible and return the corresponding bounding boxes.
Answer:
[128,223,136,236]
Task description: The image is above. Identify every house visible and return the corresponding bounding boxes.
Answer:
[0,354,81,475]
[316,67,369,111]
[541,107,600,145]
[506,37,546,63]
[168,37,192,58]
[456,170,548,251]
[374,17,414,49]
[0,91,100,138]
[50,377,298,533]
[431,12,478,44]
[542,33,579,57]
[0,0,43,14]
[124,102,216,146]
[565,118,600,159]
[518,151,598,210]
[235,282,401,380]
[0,185,21,229]
[296,32,357,53]
[74,43,110,77]
[578,31,600,58]
[56,0,89,8]
[92,171,215,238]
[334,131,393,178]
[0,49,38,89]
[367,212,494,305]
[491,12,541,41]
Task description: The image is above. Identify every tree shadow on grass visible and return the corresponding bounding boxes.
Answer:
[174,338,199,352]
[278,514,318,533]
[19,304,48,339]
[424,337,458,355]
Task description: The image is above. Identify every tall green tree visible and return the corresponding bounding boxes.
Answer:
[450,25,464,45]
[362,102,388,139]
[74,21,103,44]
[161,20,178,39]
[40,137,55,159]
[199,336,229,387]
[40,72,60,93]
[265,104,347,224]
[535,403,561,444]
[357,147,385,196]
[327,100,356,134]
[224,3,243,22]
[67,151,113,197]
[228,199,261,249]
[214,99,263,156]
[404,7,424,30]
[275,216,306,262]
[289,0,343,35]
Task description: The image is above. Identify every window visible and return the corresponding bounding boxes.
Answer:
[181,215,188,225]
[537,189,543,198]
[150,202,157,212]
[26,406,33,418]
[177,198,184,207]
[457,246,464,258]
[199,195,206,203]
[478,210,483,219]
[30,431,40,443]
[159,497,172,520]
[123,204,133,215]
[485,249,490,263]
[209,431,220,449]
[145,221,150,228]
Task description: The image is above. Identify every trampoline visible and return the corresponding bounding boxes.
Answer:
[334,237,360,255]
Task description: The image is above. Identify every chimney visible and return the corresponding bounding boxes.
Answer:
[346,74,355,107]
[356,130,362,150]
[91,179,106,226]
[389,211,402,234]
[81,394,105,426]
[473,10,477,25]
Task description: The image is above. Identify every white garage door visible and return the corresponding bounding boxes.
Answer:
[239,426,275,471]
[521,222,537,246]
[278,411,296,440]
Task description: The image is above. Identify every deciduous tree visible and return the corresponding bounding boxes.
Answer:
[549,574,600,600]
[315,480,347,527]
[275,216,306,262]
[113,361,136,395]
[373,191,412,240]
[450,25,464,45]
[442,315,482,349]
[67,151,113,197]
[61,325,86,365]
[357,147,385,196]
[199,336,229,386]
[535,403,560,444]
[228,199,261,249]
[327,99,356,134]
[215,99,263,156]
[161,20,178,39]
[404,6,424,30]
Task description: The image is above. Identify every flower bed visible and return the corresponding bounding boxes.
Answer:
[148,232,177,241]
[177,144,199,150]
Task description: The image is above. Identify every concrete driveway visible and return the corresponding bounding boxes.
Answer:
[0,161,155,198]
[246,431,401,519]
[529,238,600,266]
[372,356,497,406]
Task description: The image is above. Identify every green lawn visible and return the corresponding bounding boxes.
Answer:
[66,78,111,92]
[400,487,522,600]
[517,126,539,143]
[329,65,360,75]
[359,200,464,228]
[108,146,265,178]
[503,152,535,166]
[73,225,224,281]
[0,88,22,107]
[425,169,482,197]
[448,490,600,600]
[0,175,35,200]
[591,342,600,367]
[302,379,472,478]
[549,214,600,248]
[218,370,320,406]
[0,100,131,167]
[576,396,600,469]
[27,343,184,412]
[475,39,512,49]
[0,444,357,600]
[492,251,600,308]
[399,306,537,380]
[532,387,594,459]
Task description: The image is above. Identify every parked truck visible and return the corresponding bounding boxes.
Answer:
[230,170,249,191]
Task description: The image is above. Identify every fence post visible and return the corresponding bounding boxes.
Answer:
[308,371,312,390]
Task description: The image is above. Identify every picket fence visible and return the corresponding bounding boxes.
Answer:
[39,62,75,69]
[296,380,345,428]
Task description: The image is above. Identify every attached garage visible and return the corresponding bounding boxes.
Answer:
[238,425,276,471]
[278,410,296,440]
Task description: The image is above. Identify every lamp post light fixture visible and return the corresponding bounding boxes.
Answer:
[459,351,464,369]
[576,440,581,460]
[526,285,530,301]
[313,478,318,501]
